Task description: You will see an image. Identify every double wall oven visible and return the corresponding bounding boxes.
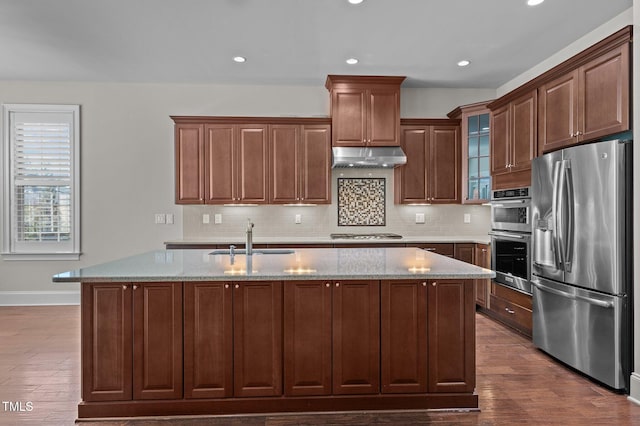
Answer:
[489,187,532,294]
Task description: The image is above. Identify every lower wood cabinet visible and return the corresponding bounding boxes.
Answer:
[474,244,490,307]
[81,282,183,402]
[488,281,532,337]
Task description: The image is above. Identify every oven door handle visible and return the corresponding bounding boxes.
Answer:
[488,231,526,239]
[490,199,529,207]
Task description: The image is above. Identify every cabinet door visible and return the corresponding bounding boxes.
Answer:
[580,45,630,142]
[368,87,401,146]
[510,91,537,172]
[395,126,428,203]
[428,279,475,393]
[454,243,475,264]
[284,281,332,396]
[270,125,300,203]
[81,283,132,402]
[490,105,509,176]
[333,280,380,395]
[381,280,427,394]
[184,282,233,398]
[538,71,579,153]
[133,282,183,400]
[175,124,204,204]
[331,88,367,146]
[234,281,283,397]
[205,124,236,203]
[474,244,490,307]
[237,125,269,203]
[301,125,331,203]
[430,126,460,203]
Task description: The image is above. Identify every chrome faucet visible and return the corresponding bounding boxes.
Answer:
[246,219,254,255]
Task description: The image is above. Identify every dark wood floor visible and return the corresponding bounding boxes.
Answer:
[1,306,640,425]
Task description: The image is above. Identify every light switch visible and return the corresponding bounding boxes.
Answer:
[464,213,471,224]
[295,214,302,224]
[155,213,165,224]
[166,213,174,224]
[214,214,222,224]
[415,213,425,224]
[202,214,210,224]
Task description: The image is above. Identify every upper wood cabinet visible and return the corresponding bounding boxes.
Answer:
[489,90,537,190]
[395,120,461,204]
[270,124,331,204]
[325,75,405,147]
[538,43,630,153]
[172,117,332,205]
[449,102,492,203]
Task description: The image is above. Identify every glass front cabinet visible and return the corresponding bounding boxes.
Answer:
[449,101,492,204]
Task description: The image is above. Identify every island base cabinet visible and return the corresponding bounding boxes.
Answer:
[81,282,183,402]
[381,280,427,393]
[233,281,283,397]
[428,279,476,393]
[183,282,233,398]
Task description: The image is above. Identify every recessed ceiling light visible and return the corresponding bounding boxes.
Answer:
[348,0,364,4]
[233,56,246,63]
[527,0,544,6]
[457,60,470,67]
[346,58,359,65]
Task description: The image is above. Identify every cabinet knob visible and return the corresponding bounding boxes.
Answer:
[325,283,330,287]
[432,282,437,287]
[122,285,128,290]
[235,284,239,289]
[336,282,340,287]
[482,249,487,252]
[132,284,138,290]
[422,282,427,287]
[225,284,229,289]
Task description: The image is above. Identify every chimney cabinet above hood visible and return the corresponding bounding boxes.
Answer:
[326,75,406,148]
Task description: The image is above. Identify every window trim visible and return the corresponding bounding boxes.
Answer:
[2,104,81,260]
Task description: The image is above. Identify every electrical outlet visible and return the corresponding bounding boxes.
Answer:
[463,213,471,224]
[214,214,222,224]
[202,214,210,224]
[295,214,302,224]
[155,213,165,224]
[165,213,174,224]
[415,213,425,224]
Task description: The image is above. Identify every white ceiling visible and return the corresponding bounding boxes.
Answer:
[0,0,632,88]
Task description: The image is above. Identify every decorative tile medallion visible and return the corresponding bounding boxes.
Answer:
[337,178,386,226]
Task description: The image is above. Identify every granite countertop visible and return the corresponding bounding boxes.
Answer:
[165,235,492,246]
[53,247,495,283]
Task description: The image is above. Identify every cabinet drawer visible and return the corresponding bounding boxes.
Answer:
[407,243,454,257]
[489,294,532,336]
[491,282,532,310]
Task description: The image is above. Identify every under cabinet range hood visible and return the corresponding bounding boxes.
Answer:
[331,147,407,168]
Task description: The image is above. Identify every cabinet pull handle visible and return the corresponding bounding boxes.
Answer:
[505,307,515,314]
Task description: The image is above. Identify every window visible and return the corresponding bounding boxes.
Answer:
[2,104,80,260]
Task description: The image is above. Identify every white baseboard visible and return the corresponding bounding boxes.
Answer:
[0,290,80,306]
[628,373,640,405]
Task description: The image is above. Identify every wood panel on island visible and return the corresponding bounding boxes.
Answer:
[394,119,461,204]
[172,116,332,205]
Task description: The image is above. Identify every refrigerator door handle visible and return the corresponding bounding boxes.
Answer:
[551,161,564,270]
[563,161,574,272]
[531,281,614,309]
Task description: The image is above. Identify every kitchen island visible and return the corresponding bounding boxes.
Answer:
[53,247,494,419]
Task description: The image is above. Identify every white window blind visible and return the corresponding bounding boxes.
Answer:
[2,105,80,259]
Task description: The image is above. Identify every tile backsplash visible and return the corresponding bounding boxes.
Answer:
[182,169,491,239]
[337,178,386,226]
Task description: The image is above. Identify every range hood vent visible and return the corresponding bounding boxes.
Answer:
[331,147,407,169]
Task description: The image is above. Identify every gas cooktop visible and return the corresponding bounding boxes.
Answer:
[330,233,403,240]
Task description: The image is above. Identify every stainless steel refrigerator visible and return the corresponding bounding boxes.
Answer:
[531,138,632,392]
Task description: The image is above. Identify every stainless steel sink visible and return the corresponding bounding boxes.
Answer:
[209,249,295,255]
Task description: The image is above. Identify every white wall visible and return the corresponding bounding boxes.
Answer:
[0,82,494,304]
